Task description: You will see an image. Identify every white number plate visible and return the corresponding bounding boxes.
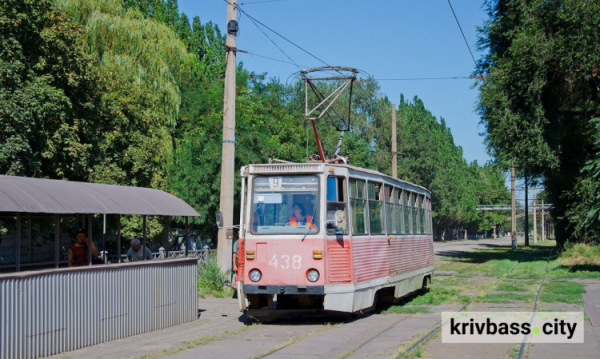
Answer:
[268,254,302,270]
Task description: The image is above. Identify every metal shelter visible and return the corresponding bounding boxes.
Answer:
[0,175,200,271]
[0,175,201,358]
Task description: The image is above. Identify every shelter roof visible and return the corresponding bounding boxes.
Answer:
[0,175,200,216]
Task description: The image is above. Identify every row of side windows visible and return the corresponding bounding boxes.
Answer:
[344,177,432,236]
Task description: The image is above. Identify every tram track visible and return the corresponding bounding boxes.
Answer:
[253,314,413,358]
[394,246,546,359]
[516,248,555,359]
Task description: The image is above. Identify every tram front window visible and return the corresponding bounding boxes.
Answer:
[251,175,319,235]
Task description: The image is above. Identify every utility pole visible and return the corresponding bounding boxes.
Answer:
[511,162,516,250]
[217,0,238,272]
[541,198,545,242]
[392,103,397,178]
[524,175,529,246]
[533,187,537,244]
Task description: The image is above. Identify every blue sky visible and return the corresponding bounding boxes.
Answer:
[178,0,491,165]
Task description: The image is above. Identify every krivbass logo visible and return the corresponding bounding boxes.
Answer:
[441,312,584,343]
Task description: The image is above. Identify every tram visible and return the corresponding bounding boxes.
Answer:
[236,161,433,318]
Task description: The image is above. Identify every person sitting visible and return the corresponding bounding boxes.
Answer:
[289,203,316,231]
[68,229,99,267]
[127,239,152,262]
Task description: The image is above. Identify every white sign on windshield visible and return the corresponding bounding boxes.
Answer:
[255,194,282,204]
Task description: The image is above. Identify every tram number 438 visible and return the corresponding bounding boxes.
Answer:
[269,255,301,270]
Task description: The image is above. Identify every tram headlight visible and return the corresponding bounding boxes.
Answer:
[249,269,262,282]
[307,269,319,283]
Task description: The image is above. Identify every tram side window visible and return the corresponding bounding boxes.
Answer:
[404,191,411,234]
[327,177,348,235]
[385,185,395,234]
[428,197,433,235]
[413,194,419,235]
[349,179,367,234]
[395,189,404,235]
[368,182,384,234]
[419,195,426,234]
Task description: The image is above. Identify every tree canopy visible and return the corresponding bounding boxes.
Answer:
[1,0,513,245]
[477,0,600,246]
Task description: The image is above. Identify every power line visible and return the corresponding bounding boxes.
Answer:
[446,0,478,69]
[239,49,308,68]
[371,76,473,81]
[240,0,286,4]
[224,0,332,68]
[240,6,303,71]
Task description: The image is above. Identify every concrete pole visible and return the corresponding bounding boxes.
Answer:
[533,187,537,244]
[217,0,238,272]
[541,198,545,241]
[392,104,397,178]
[511,162,517,250]
[524,175,529,246]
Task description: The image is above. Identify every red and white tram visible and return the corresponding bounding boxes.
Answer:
[236,162,433,318]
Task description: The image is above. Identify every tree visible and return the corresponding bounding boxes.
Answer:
[477,0,600,246]
[56,0,194,189]
[0,0,103,180]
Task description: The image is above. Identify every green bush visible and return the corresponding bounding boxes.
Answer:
[560,243,600,266]
[197,256,232,298]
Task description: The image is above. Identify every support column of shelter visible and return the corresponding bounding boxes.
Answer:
[28,215,32,263]
[117,214,121,263]
[15,213,21,272]
[185,217,189,257]
[164,216,170,258]
[54,214,60,268]
[88,215,93,265]
[102,214,106,263]
[143,215,147,260]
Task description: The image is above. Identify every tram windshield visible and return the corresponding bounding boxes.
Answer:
[251,175,320,235]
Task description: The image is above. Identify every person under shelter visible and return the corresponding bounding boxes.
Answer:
[68,229,99,267]
[127,239,152,261]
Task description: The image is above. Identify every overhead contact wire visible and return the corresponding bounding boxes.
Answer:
[447,0,480,74]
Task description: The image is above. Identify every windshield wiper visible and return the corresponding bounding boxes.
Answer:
[301,202,318,242]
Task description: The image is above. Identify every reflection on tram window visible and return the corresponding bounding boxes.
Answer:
[349,178,367,234]
[326,177,348,235]
[251,175,319,235]
[385,185,395,235]
[368,182,384,234]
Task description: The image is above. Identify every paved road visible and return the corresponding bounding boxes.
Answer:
[50,237,598,359]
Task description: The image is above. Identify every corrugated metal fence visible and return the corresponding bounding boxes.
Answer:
[0,258,198,359]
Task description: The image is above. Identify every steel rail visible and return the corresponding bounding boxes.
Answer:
[516,248,555,359]
[394,247,539,358]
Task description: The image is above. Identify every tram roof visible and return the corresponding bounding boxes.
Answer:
[0,175,200,216]
[243,162,431,194]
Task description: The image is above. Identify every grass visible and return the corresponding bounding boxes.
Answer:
[251,323,334,359]
[507,345,520,359]
[198,256,234,298]
[384,306,431,314]
[539,279,586,304]
[478,293,535,304]
[495,280,533,292]
[138,325,252,359]
[560,243,600,266]
[394,323,439,359]
[388,241,597,311]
